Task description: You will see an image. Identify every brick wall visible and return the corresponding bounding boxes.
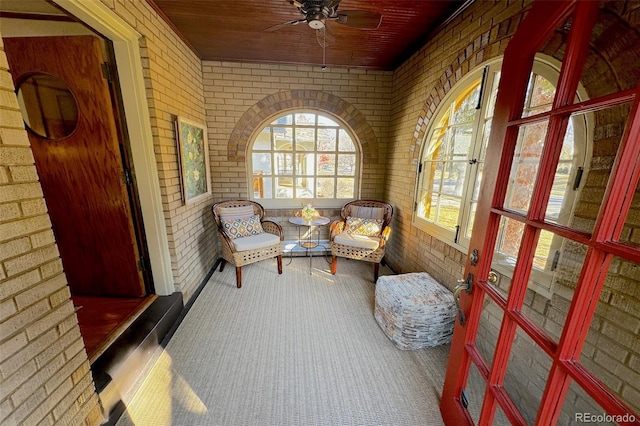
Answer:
[201,63,394,241]
[0,40,102,426]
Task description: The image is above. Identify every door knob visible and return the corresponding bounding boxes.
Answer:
[453,273,473,325]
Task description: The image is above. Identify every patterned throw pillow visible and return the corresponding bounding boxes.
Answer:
[345,216,383,236]
[222,215,264,239]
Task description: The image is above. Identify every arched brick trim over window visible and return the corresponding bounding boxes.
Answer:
[228,90,377,162]
[409,11,528,163]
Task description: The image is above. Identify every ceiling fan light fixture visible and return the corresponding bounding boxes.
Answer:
[307,13,325,29]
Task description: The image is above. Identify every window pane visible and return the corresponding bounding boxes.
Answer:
[254,127,271,150]
[272,114,292,125]
[523,74,555,117]
[251,111,359,206]
[317,128,336,151]
[441,162,466,197]
[338,129,355,152]
[336,178,354,198]
[317,178,334,198]
[337,154,355,176]
[274,127,293,150]
[505,121,549,214]
[295,177,314,198]
[297,153,315,176]
[317,153,335,175]
[295,113,315,125]
[295,128,315,150]
[318,115,338,126]
[452,82,480,124]
[252,153,271,175]
[436,196,461,229]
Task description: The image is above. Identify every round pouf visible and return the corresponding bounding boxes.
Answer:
[374,272,457,350]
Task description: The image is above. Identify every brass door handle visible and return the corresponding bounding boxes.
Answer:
[488,270,498,284]
[453,273,473,325]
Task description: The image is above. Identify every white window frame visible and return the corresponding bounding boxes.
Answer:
[247,110,361,209]
[414,56,591,297]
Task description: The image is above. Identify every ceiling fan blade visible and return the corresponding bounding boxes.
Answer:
[327,0,343,9]
[335,10,382,29]
[265,18,306,32]
[316,25,336,48]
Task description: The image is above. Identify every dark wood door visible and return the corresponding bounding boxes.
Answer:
[5,36,146,297]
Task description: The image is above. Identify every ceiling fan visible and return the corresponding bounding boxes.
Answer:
[266,0,383,55]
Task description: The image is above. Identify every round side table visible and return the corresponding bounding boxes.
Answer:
[288,216,330,274]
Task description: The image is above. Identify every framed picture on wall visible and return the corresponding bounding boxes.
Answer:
[176,116,210,204]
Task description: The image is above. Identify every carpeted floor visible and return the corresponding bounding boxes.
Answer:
[116,257,451,426]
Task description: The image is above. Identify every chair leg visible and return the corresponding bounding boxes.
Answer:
[277,255,283,274]
[373,262,380,282]
[235,267,242,289]
[331,255,337,275]
[219,259,226,272]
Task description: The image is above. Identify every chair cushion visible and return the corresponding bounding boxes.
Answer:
[334,232,381,250]
[218,205,255,220]
[350,206,385,221]
[232,232,280,251]
[222,215,264,239]
[345,216,383,236]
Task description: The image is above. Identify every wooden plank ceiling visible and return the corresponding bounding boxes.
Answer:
[148,0,469,70]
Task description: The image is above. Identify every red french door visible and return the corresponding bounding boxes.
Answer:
[441,1,640,425]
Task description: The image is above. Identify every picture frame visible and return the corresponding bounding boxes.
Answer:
[175,116,210,204]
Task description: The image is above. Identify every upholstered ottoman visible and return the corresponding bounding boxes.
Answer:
[374,272,456,350]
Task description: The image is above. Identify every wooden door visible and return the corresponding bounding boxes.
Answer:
[5,36,146,297]
[440,1,640,424]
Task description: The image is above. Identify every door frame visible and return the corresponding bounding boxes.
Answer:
[440,0,640,424]
[54,0,174,295]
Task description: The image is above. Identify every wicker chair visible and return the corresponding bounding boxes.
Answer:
[329,199,393,282]
[212,200,283,288]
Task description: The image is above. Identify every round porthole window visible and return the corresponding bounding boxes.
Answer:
[16,73,79,140]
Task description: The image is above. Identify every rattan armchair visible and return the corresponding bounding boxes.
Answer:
[329,199,393,282]
[212,200,283,288]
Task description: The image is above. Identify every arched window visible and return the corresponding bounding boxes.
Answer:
[415,57,590,295]
[249,111,360,209]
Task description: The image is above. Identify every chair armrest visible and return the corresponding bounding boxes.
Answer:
[217,227,237,253]
[262,220,284,240]
[381,225,391,242]
[330,220,345,241]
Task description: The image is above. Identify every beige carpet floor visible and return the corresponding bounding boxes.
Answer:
[116,257,451,426]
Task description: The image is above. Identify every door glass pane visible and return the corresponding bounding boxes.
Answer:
[503,327,552,425]
[465,361,489,425]
[505,121,549,214]
[619,176,640,249]
[578,255,640,415]
[559,381,618,425]
[572,103,632,232]
[577,2,640,99]
[523,74,555,117]
[525,236,587,339]
[491,216,524,299]
[476,293,504,368]
[493,403,512,426]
